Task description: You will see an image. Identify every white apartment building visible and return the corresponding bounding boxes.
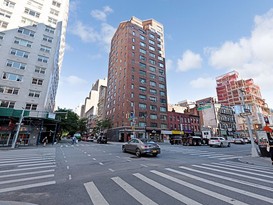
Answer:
[0,0,69,113]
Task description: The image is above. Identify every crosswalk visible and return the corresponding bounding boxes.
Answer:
[0,148,56,194]
[84,161,273,205]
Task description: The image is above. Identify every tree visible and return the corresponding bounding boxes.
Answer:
[55,108,80,137]
[78,118,87,134]
[92,119,112,136]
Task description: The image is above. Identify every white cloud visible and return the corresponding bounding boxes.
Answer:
[90,6,113,22]
[61,75,88,86]
[166,59,173,72]
[65,42,73,52]
[71,21,100,43]
[177,50,202,72]
[190,77,216,89]
[207,8,273,99]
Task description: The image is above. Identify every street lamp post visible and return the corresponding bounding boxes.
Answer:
[127,100,136,138]
[11,108,25,149]
[239,89,259,157]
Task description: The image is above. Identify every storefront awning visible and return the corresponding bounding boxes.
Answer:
[161,130,172,135]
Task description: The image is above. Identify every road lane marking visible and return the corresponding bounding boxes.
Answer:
[69,175,72,180]
[0,165,56,174]
[116,156,120,158]
[112,177,158,205]
[67,166,69,170]
[0,174,54,185]
[140,164,148,167]
[170,167,273,204]
[93,158,96,161]
[99,162,104,165]
[88,154,91,156]
[0,181,56,194]
[0,169,54,178]
[0,160,55,167]
[134,173,201,205]
[151,170,248,205]
[108,168,114,172]
[18,162,55,167]
[84,182,109,205]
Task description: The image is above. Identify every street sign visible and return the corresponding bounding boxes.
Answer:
[197,105,211,111]
[240,112,251,117]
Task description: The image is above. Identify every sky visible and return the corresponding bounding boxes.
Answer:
[55,0,273,111]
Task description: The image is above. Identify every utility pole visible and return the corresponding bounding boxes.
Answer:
[239,89,259,157]
[12,108,25,149]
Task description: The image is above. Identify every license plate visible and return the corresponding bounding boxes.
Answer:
[152,150,157,153]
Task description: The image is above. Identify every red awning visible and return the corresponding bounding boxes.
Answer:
[263,125,273,132]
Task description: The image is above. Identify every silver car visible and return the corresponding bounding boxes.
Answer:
[122,138,161,157]
[209,137,230,147]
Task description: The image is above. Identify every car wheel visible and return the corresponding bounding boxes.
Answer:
[227,143,231,147]
[122,146,126,153]
[220,143,224,147]
[193,141,197,146]
[209,145,212,147]
[136,149,141,158]
[152,153,158,157]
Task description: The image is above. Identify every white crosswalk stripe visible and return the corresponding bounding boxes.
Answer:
[84,162,273,205]
[0,148,56,193]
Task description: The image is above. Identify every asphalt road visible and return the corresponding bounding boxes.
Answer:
[0,140,272,205]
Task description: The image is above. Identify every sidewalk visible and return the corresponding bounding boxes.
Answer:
[239,155,272,167]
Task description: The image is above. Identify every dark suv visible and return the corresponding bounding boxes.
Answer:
[97,136,107,144]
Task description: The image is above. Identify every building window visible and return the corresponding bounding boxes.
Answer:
[45,26,55,34]
[140,42,146,47]
[139,70,146,76]
[159,69,165,75]
[2,72,22,81]
[149,33,155,39]
[139,55,146,61]
[150,81,156,87]
[0,20,8,28]
[159,76,165,82]
[29,90,40,98]
[158,56,163,61]
[140,35,145,40]
[149,39,155,45]
[149,59,156,65]
[40,45,51,53]
[43,35,53,43]
[24,8,40,18]
[150,89,157,95]
[140,48,146,54]
[14,37,32,47]
[3,0,16,8]
[139,86,146,92]
[50,8,59,16]
[150,96,157,102]
[25,103,37,110]
[21,17,38,27]
[27,0,43,9]
[35,66,46,74]
[139,94,146,100]
[149,46,155,51]
[139,103,147,109]
[139,62,146,69]
[161,124,167,129]
[32,78,43,85]
[6,60,26,70]
[149,66,156,72]
[0,8,12,18]
[149,53,155,58]
[0,100,15,108]
[150,114,157,119]
[10,48,29,58]
[52,0,61,7]
[160,115,167,121]
[18,27,35,37]
[38,55,49,63]
[159,63,164,68]
[48,17,57,25]
[151,123,157,127]
[139,78,146,84]
[159,84,165,89]
[160,107,167,112]
[0,86,19,95]
[149,73,156,79]
[150,105,157,111]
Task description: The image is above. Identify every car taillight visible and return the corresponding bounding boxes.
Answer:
[217,140,220,142]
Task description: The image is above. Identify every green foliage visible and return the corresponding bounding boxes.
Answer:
[92,118,112,136]
[55,108,87,136]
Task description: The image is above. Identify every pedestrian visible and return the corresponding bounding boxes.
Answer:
[42,136,48,147]
[267,134,273,165]
[72,135,76,144]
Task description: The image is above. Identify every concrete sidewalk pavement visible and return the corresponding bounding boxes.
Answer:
[239,155,273,167]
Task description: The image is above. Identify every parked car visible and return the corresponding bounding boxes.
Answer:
[209,137,230,147]
[97,136,107,144]
[169,136,182,145]
[234,138,245,144]
[122,138,160,157]
[243,137,251,144]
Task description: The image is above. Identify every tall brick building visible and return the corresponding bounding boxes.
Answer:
[105,17,168,142]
